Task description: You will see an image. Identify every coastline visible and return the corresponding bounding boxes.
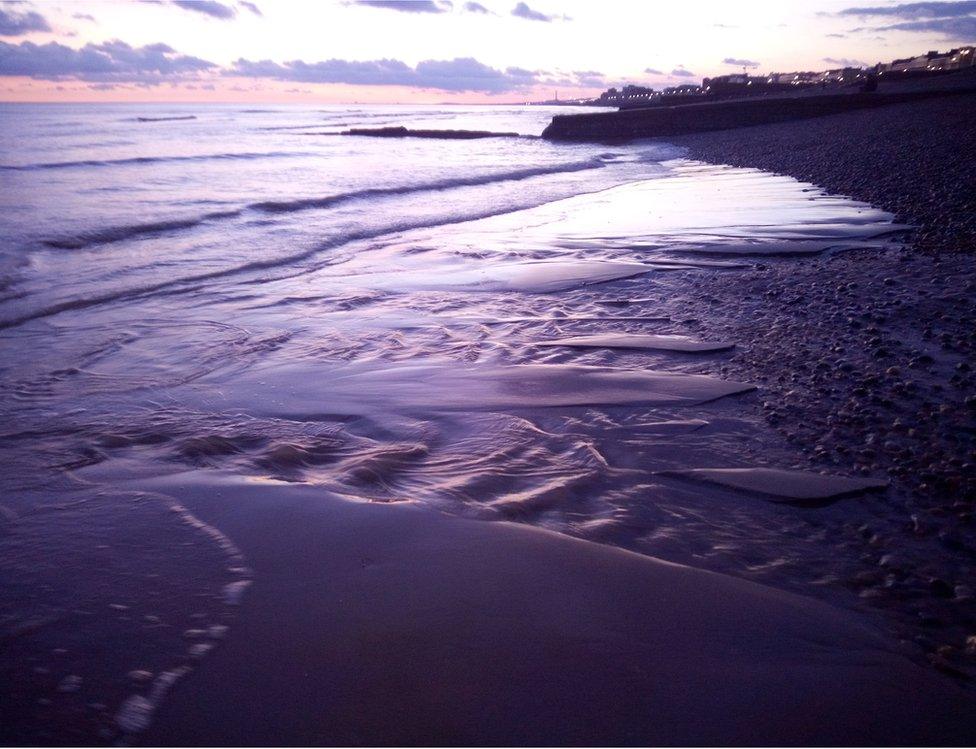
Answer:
[3,101,975,746]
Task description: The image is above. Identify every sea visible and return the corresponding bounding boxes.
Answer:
[0,102,906,742]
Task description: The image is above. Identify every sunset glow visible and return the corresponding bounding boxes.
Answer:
[2,0,974,102]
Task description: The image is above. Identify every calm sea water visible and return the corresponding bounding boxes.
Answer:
[0,103,904,741]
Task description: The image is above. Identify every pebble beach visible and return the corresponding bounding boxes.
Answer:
[668,93,976,675]
[670,91,976,254]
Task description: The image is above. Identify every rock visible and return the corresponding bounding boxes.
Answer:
[57,675,82,693]
[188,642,214,659]
[954,585,974,602]
[878,554,902,569]
[115,695,154,734]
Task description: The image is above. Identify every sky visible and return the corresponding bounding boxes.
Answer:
[0,0,974,103]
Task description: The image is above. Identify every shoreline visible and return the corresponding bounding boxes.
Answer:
[665,92,976,254]
[139,472,975,746]
[654,97,976,675]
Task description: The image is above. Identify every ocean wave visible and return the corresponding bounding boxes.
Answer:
[1,151,314,172]
[39,160,606,251]
[4,184,606,330]
[259,124,342,131]
[42,211,243,250]
[339,126,520,139]
[130,115,197,123]
[250,160,604,214]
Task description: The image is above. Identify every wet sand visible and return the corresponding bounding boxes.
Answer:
[138,472,974,746]
[4,156,975,745]
[668,92,976,254]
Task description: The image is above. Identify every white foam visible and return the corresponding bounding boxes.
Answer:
[222,579,252,605]
[351,259,656,293]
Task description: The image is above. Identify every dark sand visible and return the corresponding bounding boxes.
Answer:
[138,473,974,746]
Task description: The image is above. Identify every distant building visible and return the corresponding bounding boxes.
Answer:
[763,71,821,86]
[947,46,974,69]
[662,83,703,95]
[597,84,656,104]
[819,67,863,84]
[592,45,975,108]
[702,74,777,95]
[876,46,975,75]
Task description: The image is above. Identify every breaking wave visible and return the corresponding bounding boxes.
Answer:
[38,159,607,251]
[2,151,314,172]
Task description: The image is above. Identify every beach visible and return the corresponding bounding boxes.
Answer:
[662,93,976,676]
[1,101,975,745]
[668,92,976,255]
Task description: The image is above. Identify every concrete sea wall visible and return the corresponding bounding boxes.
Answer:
[541,89,975,142]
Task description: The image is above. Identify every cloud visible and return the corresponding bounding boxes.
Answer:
[836,1,976,36]
[571,69,604,86]
[72,13,97,22]
[0,38,216,83]
[670,67,696,77]
[228,55,541,92]
[229,57,417,87]
[418,57,534,90]
[0,7,51,35]
[349,0,452,12]
[826,32,848,37]
[644,67,663,75]
[511,2,566,21]
[875,16,976,34]
[837,1,976,18]
[171,0,237,19]
[722,57,760,67]
[823,56,869,66]
[239,1,262,16]
[464,1,491,12]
